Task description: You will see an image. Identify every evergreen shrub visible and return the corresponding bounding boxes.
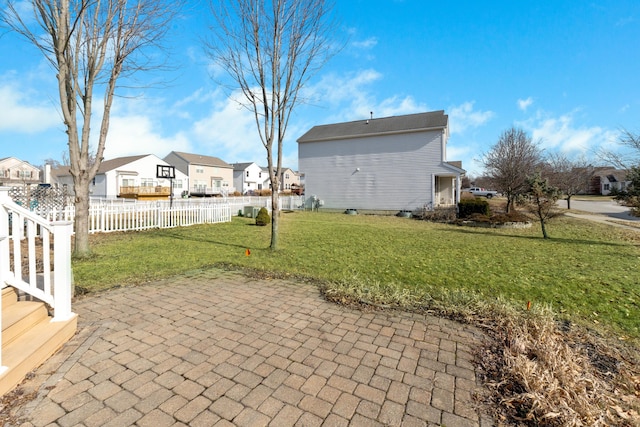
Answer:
[458,198,490,218]
[255,207,271,226]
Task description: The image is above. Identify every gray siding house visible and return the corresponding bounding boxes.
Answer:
[297,111,464,212]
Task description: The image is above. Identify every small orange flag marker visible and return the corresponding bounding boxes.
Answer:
[526,301,532,311]
[245,248,251,256]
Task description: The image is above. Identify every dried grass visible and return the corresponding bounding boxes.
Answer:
[478,306,640,426]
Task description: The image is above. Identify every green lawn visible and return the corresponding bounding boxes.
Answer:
[73,211,640,340]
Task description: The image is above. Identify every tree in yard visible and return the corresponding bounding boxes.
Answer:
[2,0,180,257]
[482,127,543,213]
[545,153,593,210]
[611,166,640,216]
[523,173,561,239]
[598,128,640,169]
[604,129,640,216]
[205,0,337,250]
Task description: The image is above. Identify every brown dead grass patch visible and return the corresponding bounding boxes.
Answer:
[478,308,640,426]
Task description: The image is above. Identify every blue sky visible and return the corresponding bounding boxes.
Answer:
[1,0,638,176]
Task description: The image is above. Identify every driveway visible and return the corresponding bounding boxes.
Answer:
[558,198,640,225]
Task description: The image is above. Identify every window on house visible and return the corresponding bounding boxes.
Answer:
[603,183,610,191]
[196,167,204,174]
[285,173,290,179]
[142,179,154,187]
[122,178,135,187]
[246,171,249,177]
[259,172,262,178]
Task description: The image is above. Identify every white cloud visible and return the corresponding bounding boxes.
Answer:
[517,97,534,111]
[305,69,382,107]
[103,114,191,159]
[519,110,617,154]
[352,37,378,50]
[448,101,494,135]
[192,90,265,163]
[0,83,60,133]
[301,69,427,123]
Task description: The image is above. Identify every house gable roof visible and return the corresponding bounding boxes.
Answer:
[232,162,257,171]
[52,155,158,177]
[169,151,232,169]
[97,155,149,174]
[0,157,39,170]
[297,111,448,143]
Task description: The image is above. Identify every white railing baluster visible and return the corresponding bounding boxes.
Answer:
[43,229,51,296]
[28,220,36,286]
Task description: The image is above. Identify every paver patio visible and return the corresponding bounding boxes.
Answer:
[10,269,493,426]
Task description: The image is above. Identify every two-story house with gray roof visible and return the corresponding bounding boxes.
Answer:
[164,151,235,196]
[297,110,464,212]
[233,162,270,194]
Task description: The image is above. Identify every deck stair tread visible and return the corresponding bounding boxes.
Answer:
[1,286,77,396]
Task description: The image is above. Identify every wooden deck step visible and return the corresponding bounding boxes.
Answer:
[3,300,49,345]
[2,286,17,310]
[1,287,77,396]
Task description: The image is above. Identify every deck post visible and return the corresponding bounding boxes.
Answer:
[51,221,74,321]
[0,187,12,372]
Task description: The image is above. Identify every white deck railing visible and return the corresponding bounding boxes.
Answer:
[0,187,74,370]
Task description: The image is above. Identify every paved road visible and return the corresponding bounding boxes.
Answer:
[10,270,492,427]
[558,199,640,222]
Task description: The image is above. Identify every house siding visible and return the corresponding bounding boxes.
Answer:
[233,163,268,194]
[0,157,41,187]
[299,130,452,211]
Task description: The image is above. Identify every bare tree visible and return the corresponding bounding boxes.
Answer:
[598,128,640,169]
[523,173,561,239]
[545,153,593,210]
[205,0,337,250]
[606,129,640,216]
[2,0,179,257]
[482,127,543,213]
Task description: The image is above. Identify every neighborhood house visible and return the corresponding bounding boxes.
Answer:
[297,111,465,212]
[233,162,271,194]
[51,154,188,200]
[0,157,41,188]
[164,151,234,196]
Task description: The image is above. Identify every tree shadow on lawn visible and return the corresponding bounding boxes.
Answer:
[445,227,630,248]
[154,228,265,251]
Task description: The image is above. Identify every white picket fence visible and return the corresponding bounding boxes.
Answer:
[43,202,231,233]
[35,195,306,234]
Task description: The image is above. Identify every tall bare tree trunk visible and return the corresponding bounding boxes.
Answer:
[3,0,179,258]
[205,0,337,251]
[74,179,91,255]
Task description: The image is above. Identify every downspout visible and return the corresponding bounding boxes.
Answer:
[430,173,435,208]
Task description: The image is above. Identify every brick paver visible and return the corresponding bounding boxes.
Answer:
[11,269,492,426]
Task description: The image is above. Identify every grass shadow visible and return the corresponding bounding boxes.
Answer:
[152,228,266,250]
[444,227,629,248]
